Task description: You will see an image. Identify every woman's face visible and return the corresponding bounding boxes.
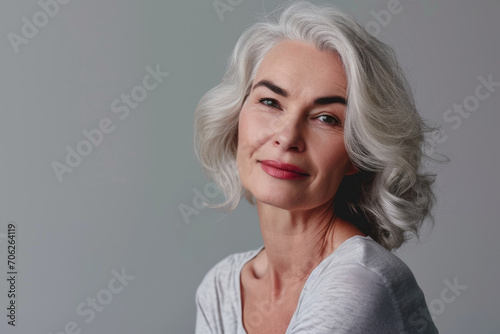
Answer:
[237,40,356,211]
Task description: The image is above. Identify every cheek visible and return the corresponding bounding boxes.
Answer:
[237,110,251,157]
[236,109,256,169]
[237,107,270,155]
[317,143,352,179]
[236,110,259,189]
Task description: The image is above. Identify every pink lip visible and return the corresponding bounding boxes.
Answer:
[259,160,309,180]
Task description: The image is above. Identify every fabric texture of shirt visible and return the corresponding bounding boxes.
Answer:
[195,235,438,333]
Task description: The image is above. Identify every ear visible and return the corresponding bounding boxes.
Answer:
[346,163,359,176]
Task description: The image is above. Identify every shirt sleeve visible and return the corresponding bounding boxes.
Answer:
[195,262,222,334]
[195,281,215,334]
[194,252,243,334]
[288,264,403,334]
[288,262,438,334]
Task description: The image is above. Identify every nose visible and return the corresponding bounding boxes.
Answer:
[272,114,305,152]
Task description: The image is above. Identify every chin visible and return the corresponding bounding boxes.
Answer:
[250,187,307,211]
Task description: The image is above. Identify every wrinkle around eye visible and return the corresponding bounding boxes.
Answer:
[317,114,341,125]
[258,98,281,109]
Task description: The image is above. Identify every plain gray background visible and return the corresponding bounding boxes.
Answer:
[0,0,498,333]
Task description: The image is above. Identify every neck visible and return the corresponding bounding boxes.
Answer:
[254,201,364,301]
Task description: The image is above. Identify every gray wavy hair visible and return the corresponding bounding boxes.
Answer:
[194,1,439,250]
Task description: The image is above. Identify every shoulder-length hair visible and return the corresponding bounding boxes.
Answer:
[194,1,439,250]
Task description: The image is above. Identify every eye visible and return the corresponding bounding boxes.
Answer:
[259,98,280,109]
[317,114,340,125]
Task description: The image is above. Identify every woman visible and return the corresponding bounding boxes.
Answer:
[194,2,439,333]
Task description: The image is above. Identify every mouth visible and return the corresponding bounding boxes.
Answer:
[258,160,309,180]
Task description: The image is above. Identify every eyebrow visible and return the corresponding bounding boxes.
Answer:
[252,79,347,105]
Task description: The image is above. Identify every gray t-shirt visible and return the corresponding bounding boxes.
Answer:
[195,235,438,333]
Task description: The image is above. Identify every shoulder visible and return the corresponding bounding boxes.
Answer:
[196,247,262,298]
[289,236,437,333]
[310,236,418,294]
[326,235,419,290]
[195,247,263,333]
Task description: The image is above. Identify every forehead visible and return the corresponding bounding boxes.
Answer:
[253,40,347,95]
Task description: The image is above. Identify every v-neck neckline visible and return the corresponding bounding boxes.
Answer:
[235,235,370,333]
